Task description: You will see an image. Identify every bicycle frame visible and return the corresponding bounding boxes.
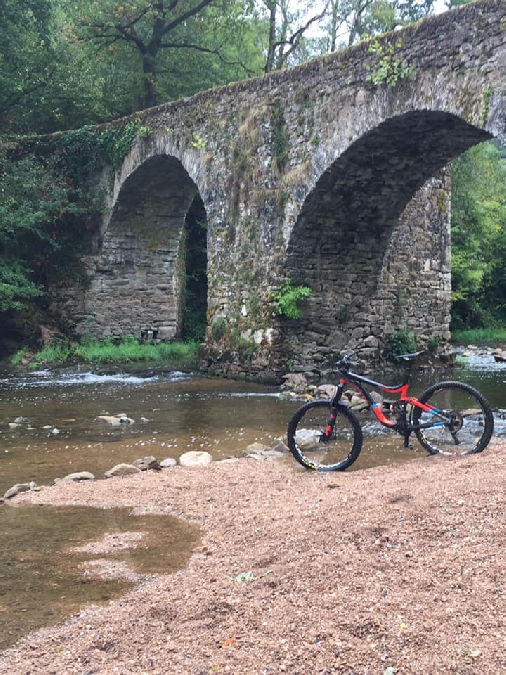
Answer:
[330,366,452,448]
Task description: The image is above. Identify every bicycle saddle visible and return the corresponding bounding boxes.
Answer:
[395,350,426,362]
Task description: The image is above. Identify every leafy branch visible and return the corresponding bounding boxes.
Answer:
[366,37,414,87]
[272,280,312,320]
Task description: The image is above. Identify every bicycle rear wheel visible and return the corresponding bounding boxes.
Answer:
[413,381,494,456]
[287,400,363,471]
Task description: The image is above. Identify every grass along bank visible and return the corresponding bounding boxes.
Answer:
[11,336,200,370]
[451,328,506,346]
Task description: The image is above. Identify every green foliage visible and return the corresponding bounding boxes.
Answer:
[28,335,199,368]
[387,329,417,358]
[190,133,207,150]
[0,0,136,133]
[366,37,414,87]
[343,0,435,45]
[75,335,198,364]
[451,141,506,330]
[57,120,140,180]
[0,0,56,131]
[230,330,258,361]
[426,336,441,352]
[0,260,44,313]
[210,318,227,341]
[31,340,73,368]
[0,148,90,315]
[451,328,506,346]
[10,347,29,366]
[74,0,265,110]
[273,280,312,319]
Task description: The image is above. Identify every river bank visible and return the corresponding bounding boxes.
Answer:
[2,438,506,674]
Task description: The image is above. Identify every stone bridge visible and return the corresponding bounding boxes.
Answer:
[56,0,506,378]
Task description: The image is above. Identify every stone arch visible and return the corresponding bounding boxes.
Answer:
[86,154,206,341]
[281,110,493,366]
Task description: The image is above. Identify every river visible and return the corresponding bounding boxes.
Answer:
[1,352,505,495]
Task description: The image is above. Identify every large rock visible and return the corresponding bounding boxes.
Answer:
[160,457,178,468]
[3,482,38,500]
[96,413,135,426]
[57,471,95,484]
[104,464,141,478]
[133,456,161,471]
[179,451,213,467]
[244,441,286,461]
[281,373,309,394]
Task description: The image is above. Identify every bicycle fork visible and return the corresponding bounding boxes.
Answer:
[322,383,345,441]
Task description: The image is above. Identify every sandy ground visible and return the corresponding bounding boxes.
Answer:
[1,439,506,675]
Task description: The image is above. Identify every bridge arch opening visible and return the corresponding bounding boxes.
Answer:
[94,154,208,342]
[282,110,493,367]
[182,194,208,341]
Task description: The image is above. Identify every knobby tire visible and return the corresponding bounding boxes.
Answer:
[413,380,494,456]
[287,400,363,471]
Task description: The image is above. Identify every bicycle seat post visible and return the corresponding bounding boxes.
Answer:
[396,350,425,385]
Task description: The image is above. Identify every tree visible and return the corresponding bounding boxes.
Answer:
[257,0,330,72]
[151,0,265,101]
[451,141,506,329]
[0,149,66,315]
[74,0,262,110]
[0,0,135,133]
[309,0,436,53]
[343,0,435,46]
[0,0,56,131]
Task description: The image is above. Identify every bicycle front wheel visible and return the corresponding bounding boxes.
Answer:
[413,381,494,456]
[287,400,363,471]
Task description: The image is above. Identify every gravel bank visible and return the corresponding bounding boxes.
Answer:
[2,439,506,674]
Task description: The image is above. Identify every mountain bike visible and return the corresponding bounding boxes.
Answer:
[287,351,495,471]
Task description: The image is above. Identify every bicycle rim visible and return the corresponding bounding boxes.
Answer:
[413,381,494,456]
[287,401,363,471]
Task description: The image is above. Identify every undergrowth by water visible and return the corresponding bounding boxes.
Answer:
[451,328,506,346]
[11,336,200,370]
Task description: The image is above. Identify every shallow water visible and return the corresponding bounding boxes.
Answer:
[1,356,505,494]
[0,371,290,495]
[0,504,201,651]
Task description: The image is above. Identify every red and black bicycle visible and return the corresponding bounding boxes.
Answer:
[287,351,495,471]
